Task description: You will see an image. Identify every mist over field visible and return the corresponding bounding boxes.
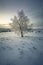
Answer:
[0,29,43,65]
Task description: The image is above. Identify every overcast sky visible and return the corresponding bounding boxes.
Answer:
[0,0,43,26]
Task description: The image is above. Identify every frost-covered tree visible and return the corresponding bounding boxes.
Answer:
[10,10,29,37]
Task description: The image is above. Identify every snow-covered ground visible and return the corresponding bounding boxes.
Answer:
[0,30,43,65]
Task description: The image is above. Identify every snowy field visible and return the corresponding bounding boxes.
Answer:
[0,30,43,65]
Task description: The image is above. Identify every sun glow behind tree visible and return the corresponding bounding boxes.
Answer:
[0,12,17,24]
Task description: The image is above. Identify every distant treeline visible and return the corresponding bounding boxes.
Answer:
[0,28,43,33]
[0,28,11,32]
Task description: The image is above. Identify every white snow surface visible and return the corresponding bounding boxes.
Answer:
[0,31,43,65]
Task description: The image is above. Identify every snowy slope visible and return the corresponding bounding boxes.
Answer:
[0,31,43,65]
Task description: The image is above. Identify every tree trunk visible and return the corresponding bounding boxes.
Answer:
[20,25,23,37]
[21,31,23,37]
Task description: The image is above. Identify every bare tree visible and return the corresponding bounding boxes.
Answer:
[10,10,29,37]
